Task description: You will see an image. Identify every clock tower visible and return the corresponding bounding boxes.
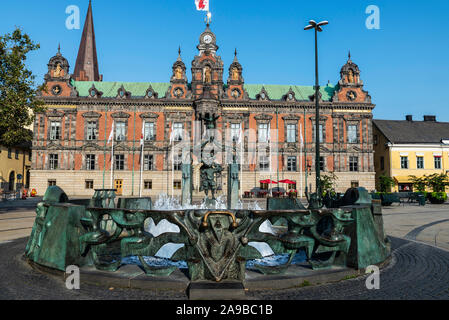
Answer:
[191,24,224,143]
[191,25,224,101]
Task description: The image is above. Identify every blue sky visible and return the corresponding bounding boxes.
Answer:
[1,0,448,121]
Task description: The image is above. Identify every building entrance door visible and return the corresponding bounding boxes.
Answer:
[114,179,123,195]
[9,171,15,191]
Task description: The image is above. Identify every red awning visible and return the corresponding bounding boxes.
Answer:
[260,179,278,184]
[279,179,296,184]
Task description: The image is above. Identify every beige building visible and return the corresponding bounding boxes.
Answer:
[0,142,32,194]
[373,116,449,192]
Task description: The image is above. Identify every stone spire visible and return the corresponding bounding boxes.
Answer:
[73,0,102,81]
[233,48,238,62]
[177,46,182,62]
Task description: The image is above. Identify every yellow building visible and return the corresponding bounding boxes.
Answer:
[0,141,32,194]
[373,116,449,192]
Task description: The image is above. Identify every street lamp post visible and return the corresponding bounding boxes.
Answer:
[304,20,328,202]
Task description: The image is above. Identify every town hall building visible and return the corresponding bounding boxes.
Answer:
[31,2,376,197]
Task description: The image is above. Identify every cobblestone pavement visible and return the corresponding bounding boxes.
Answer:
[1,200,448,300]
[248,237,449,300]
[1,236,449,300]
[0,238,188,300]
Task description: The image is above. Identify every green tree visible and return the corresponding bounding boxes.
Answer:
[425,173,449,193]
[320,172,338,196]
[408,175,427,193]
[0,28,44,146]
[378,175,396,193]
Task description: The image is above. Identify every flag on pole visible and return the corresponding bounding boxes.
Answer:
[107,121,115,144]
[140,121,145,146]
[195,0,209,11]
[169,127,175,143]
[300,123,304,148]
[139,121,145,197]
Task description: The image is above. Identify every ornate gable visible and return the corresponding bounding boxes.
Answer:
[41,46,78,98]
[333,52,371,103]
[168,47,190,99]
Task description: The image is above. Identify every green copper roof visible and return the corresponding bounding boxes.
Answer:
[244,84,336,101]
[72,81,171,98]
[72,80,336,101]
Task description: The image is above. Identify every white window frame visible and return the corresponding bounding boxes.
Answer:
[144,122,155,141]
[287,124,297,143]
[347,125,357,144]
[50,121,61,140]
[115,122,126,142]
[258,123,270,143]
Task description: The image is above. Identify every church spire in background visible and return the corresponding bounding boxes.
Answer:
[73,0,102,81]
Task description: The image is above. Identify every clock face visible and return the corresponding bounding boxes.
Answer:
[203,34,213,44]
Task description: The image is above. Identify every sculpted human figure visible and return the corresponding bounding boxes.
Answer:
[204,66,212,83]
[231,67,239,81]
[54,63,62,77]
[175,66,183,80]
[199,151,223,200]
[348,69,354,83]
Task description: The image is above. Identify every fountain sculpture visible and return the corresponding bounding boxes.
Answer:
[24,113,391,291]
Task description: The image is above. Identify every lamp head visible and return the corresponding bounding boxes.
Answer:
[304,20,329,31]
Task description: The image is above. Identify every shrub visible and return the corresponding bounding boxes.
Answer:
[379,175,396,193]
[426,174,449,193]
[429,192,447,204]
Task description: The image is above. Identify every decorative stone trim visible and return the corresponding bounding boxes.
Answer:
[82,111,102,119]
[139,112,159,120]
[111,112,131,119]
[254,114,273,122]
